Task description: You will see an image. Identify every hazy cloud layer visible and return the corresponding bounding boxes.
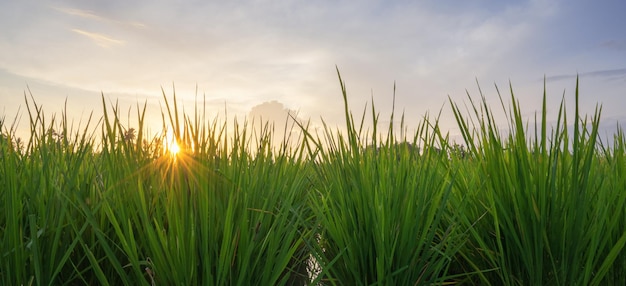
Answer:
[1,0,625,139]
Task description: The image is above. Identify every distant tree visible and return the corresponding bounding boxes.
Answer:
[363,141,472,161]
[449,143,468,159]
[0,131,24,154]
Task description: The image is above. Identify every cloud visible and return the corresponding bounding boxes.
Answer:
[2,0,623,140]
[56,7,105,21]
[249,100,299,125]
[55,6,147,29]
[247,100,313,148]
[545,68,626,82]
[601,40,626,51]
[71,29,125,48]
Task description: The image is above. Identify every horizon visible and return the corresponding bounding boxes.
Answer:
[1,0,625,145]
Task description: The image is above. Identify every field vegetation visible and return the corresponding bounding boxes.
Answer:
[1,72,625,285]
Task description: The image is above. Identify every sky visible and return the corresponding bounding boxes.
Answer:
[1,0,625,147]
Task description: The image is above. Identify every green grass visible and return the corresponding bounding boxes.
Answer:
[447,79,626,285]
[1,73,625,285]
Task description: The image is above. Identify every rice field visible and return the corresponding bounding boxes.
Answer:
[1,73,625,285]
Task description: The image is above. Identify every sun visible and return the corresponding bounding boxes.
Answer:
[164,129,182,157]
[169,140,181,156]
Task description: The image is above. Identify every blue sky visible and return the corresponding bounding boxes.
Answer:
[1,0,625,143]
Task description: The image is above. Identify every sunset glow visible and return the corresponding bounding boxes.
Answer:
[1,1,626,284]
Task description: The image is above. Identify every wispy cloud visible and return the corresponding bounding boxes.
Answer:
[71,29,125,48]
[55,6,146,29]
[601,40,626,51]
[55,7,102,20]
[545,68,626,82]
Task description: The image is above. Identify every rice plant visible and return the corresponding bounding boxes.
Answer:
[1,72,625,285]
[0,89,315,285]
[302,70,466,285]
[448,79,626,285]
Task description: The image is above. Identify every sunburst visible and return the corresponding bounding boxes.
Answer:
[165,129,181,157]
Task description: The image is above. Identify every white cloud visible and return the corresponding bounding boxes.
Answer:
[54,6,146,28]
[71,29,125,48]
